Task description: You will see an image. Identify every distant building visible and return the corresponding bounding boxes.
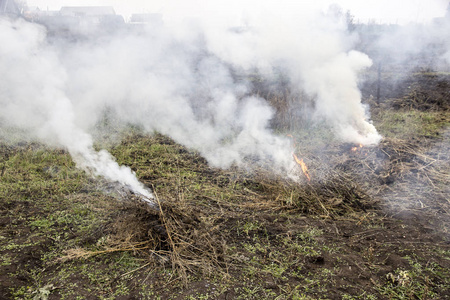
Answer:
[60,6,116,18]
[23,6,58,22]
[0,0,20,16]
[432,2,450,25]
[24,6,124,36]
[60,6,124,30]
[129,13,163,25]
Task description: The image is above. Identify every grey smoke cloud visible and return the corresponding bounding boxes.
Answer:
[0,18,154,198]
[369,16,450,71]
[1,2,383,189]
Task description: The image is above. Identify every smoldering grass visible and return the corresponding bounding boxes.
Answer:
[64,133,380,277]
[57,125,447,278]
[3,99,448,292]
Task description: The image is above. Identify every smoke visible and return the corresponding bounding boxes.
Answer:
[184,2,382,145]
[363,13,450,72]
[0,2,382,189]
[0,18,154,198]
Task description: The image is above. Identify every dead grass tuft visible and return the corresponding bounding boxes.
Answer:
[62,127,449,280]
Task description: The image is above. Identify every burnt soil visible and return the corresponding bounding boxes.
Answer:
[0,73,449,299]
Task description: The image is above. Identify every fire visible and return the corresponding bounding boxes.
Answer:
[293,153,311,181]
[287,134,311,181]
[351,144,363,152]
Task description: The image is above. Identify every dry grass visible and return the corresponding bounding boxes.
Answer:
[3,71,447,298]
[53,120,449,284]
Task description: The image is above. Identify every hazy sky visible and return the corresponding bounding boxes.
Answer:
[25,0,449,24]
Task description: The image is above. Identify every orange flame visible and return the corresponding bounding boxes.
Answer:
[287,134,311,181]
[351,144,363,152]
[293,153,311,181]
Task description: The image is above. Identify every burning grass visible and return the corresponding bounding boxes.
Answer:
[55,121,449,285]
[1,129,449,298]
[1,73,449,298]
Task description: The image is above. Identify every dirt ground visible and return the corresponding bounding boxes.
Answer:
[0,73,449,299]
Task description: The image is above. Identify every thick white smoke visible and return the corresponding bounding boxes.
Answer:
[0,1,383,189]
[368,6,450,72]
[0,18,154,199]
[194,3,381,145]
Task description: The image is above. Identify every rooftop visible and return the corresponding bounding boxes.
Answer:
[60,6,116,16]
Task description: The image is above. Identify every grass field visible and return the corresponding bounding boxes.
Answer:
[0,73,449,299]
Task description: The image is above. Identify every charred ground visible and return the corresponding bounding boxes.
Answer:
[0,72,449,299]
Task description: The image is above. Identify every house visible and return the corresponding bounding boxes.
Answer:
[129,13,163,25]
[59,6,123,29]
[60,6,116,18]
[433,2,450,25]
[23,6,59,22]
[29,6,124,35]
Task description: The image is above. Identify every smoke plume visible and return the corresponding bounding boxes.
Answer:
[0,2,383,189]
[0,18,154,198]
